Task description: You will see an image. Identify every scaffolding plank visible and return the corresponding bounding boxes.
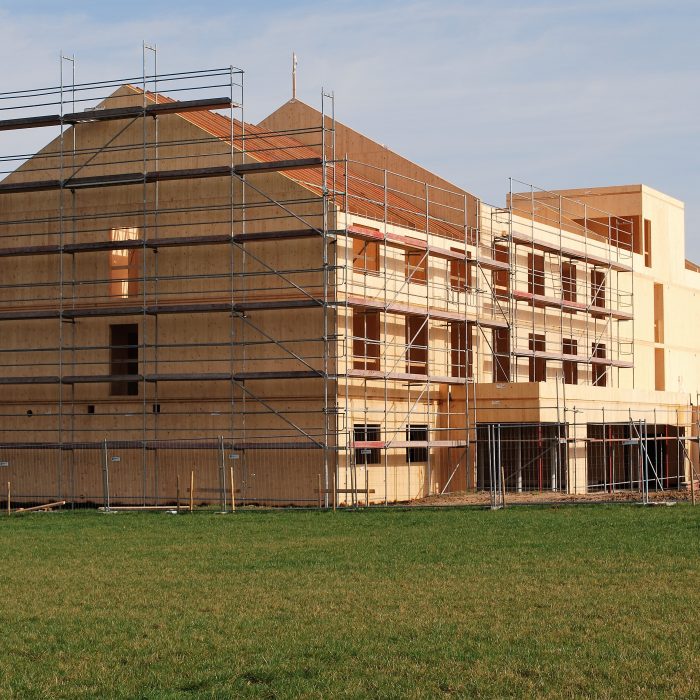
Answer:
[0,301,241,321]
[473,257,510,272]
[345,295,508,328]
[148,234,231,249]
[352,440,467,448]
[63,306,144,319]
[513,347,634,369]
[512,289,634,320]
[0,244,61,258]
[236,299,323,311]
[0,114,61,131]
[0,98,234,133]
[234,370,323,381]
[146,302,233,315]
[233,228,322,242]
[0,309,60,320]
[347,225,497,267]
[145,373,232,382]
[0,178,61,194]
[385,440,467,449]
[62,374,142,384]
[231,442,322,450]
[64,97,233,124]
[65,240,144,253]
[0,231,322,259]
[234,157,322,175]
[147,97,235,115]
[346,368,468,385]
[511,231,632,272]
[0,159,323,195]
[0,376,60,385]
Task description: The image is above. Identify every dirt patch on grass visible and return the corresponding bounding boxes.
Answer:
[410,489,694,507]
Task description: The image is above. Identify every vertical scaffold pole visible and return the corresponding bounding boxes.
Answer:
[102,438,110,511]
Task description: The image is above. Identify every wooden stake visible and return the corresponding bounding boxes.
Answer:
[189,470,194,512]
[176,474,180,514]
[333,471,336,512]
[500,463,507,509]
[230,466,236,513]
[7,481,10,516]
[692,474,697,507]
[318,474,322,509]
[365,469,369,507]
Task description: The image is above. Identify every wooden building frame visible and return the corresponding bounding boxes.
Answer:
[0,61,697,507]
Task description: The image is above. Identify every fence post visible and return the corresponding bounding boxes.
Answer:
[6,481,10,516]
[102,438,110,511]
[218,436,226,512]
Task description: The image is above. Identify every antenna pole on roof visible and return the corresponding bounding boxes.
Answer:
[292,52,298,100]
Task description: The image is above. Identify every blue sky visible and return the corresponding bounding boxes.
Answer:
[1,0,698,258]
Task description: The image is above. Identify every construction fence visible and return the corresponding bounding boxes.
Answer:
[1,424,697,512]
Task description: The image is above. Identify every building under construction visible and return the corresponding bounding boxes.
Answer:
[0,63,698,507]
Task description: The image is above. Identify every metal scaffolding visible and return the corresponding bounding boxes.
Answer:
[0,54,696,509]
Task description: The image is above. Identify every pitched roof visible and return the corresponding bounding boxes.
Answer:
[135,87,465,240]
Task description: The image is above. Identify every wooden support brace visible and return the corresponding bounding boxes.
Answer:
[15,500,65,514]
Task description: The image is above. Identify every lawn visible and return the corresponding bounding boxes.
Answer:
[0,505,699,698]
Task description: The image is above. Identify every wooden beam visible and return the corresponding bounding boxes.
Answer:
[14,500,65,513]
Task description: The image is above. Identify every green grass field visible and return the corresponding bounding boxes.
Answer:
[1,505,699,699]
